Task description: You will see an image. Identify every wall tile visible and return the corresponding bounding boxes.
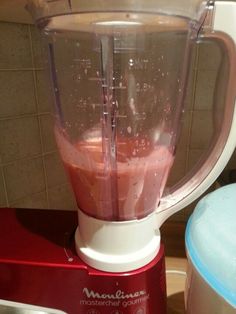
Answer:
[0,71,36,118]
[0,116,41,164]
[10,191,48,209]
[167,149,187,186]
[178,110,192,150]
[187,148,216,194]
[30,25,46,68]
[0,22,32,69]
[48,183,77,210]
[40,114,57,153]
[3,157,45,203]
[44,151,68,188]
[194,70,218,110]
[184,69,196,111]
[190,111,213,149]
[35,70,54,113]
[198,41,221,71]
[184,44,198,111]
[0,167,7,207]
[154,35,189,72]
[187,148,205,170]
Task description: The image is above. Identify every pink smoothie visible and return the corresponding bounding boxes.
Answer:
[55,127,174,221]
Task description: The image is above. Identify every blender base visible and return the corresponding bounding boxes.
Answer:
[0,208,166,314]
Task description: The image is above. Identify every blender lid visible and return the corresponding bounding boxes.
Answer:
[186,184,236,308]
[27,0,208,24]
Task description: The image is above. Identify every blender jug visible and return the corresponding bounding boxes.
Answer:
[27,0,236,272]
[49,14,188,222]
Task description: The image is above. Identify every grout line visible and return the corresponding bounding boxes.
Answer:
[0,150,58,167]
[8,188,49,208]
[1,166,10,207]
[39,125,50,209]
[185,44,200,172]
[0,112,52,121]
[47,181,71,191]
[28,24,40,115]
[0,68,44,71]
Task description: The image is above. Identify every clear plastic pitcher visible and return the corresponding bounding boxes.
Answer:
[27,0,236,222]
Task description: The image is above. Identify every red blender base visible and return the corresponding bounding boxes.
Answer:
[0,208,167,314]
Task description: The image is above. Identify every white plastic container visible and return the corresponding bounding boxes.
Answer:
[185,184,236,314]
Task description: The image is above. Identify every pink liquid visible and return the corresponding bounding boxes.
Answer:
[55,127,174,221]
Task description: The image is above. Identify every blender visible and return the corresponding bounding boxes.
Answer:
[0,0,236,313]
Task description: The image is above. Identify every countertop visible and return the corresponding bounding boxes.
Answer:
[161,222,187,314]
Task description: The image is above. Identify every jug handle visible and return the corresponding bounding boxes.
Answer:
[156,1,236,227]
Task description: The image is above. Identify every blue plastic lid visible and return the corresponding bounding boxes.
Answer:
[186,184,236,308]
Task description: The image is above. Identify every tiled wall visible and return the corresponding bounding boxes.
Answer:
[0,21,235,221]
[0,22,77,211]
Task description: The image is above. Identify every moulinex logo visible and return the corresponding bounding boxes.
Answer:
[83,288,147,300]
